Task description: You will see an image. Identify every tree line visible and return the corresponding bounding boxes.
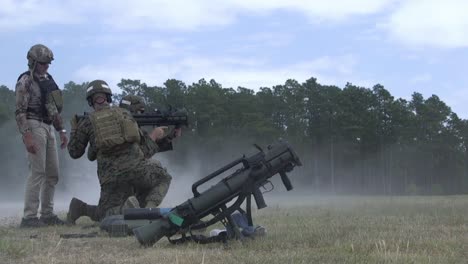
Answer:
[1,77,468,195]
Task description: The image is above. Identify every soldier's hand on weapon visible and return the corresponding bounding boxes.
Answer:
[165,127,182,140]
[149,126,167,141]
[22,131,38,154]
[59,131,68,149]
[172,127,182,139]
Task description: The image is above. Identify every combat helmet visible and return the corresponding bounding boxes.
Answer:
[27,44,54,69]
[119,95,146,114]
[86,80,113,106]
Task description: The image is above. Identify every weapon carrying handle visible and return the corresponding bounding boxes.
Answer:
[280,171,294,191]
[192,157,245,197]
[253,188,267,209]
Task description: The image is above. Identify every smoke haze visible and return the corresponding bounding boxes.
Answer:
[0,122,307,220]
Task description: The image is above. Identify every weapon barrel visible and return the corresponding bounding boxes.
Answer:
[132,113,188,127]
[124,208,172,220]
[74,111,189,127]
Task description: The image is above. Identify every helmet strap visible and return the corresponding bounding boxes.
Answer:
[29,61,37,78]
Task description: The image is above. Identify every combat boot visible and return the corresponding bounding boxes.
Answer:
[20,217,46,228]
[67,197,87,224]
[40,215,66,226]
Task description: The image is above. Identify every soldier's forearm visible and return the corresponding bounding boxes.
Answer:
[155,136,173,152]
[52,114,65,131]
[15,112,30,134]
[67,134,87,159]
[87,147,97,161]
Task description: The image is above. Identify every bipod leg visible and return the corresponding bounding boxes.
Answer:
[221,205,244,242]
[246,194,253,226]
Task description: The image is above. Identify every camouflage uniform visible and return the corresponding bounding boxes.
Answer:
[15,44,66,225]
[87,94,173,160]
[68,94,174,223]
[118,94,174,158]
[68,106,172,220]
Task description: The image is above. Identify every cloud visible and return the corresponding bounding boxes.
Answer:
[410,73,432,84]
[382,0,468,48]
[96,0,237,31]
[0,0,396,31]
[229,0,397,22]
[73,39,371,92]
[232,32,295,51]
[0,0,83,30]
[3,0,468,50]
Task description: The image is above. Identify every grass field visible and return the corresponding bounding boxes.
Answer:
[0,195,467,264]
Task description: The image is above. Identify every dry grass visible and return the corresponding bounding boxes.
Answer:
[1,195,467,264]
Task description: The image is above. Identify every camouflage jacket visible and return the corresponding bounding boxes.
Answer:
[68,114,152,185]
[15,72,64,134]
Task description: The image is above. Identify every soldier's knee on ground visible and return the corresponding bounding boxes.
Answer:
[103,195,141,218]
[102,206,122,218]
[145,179,171,208]
[122,195,140,210]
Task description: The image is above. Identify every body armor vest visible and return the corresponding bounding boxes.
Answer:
[89,107,141,152]
[17,71,63,118]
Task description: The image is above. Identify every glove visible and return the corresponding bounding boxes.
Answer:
[70,115,78,131]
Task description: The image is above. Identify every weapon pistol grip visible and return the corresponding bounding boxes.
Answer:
[280,171,294,191]
[253,188,267,209]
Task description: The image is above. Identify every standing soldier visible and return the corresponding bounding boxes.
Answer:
[15,44,68,227]
[67,80,174,222]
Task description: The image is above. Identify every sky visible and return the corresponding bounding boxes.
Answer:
[1,0,468,117]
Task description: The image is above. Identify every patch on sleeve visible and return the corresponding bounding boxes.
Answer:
[120,100,131,105]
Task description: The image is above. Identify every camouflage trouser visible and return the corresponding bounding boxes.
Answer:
[97,159,172,219]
